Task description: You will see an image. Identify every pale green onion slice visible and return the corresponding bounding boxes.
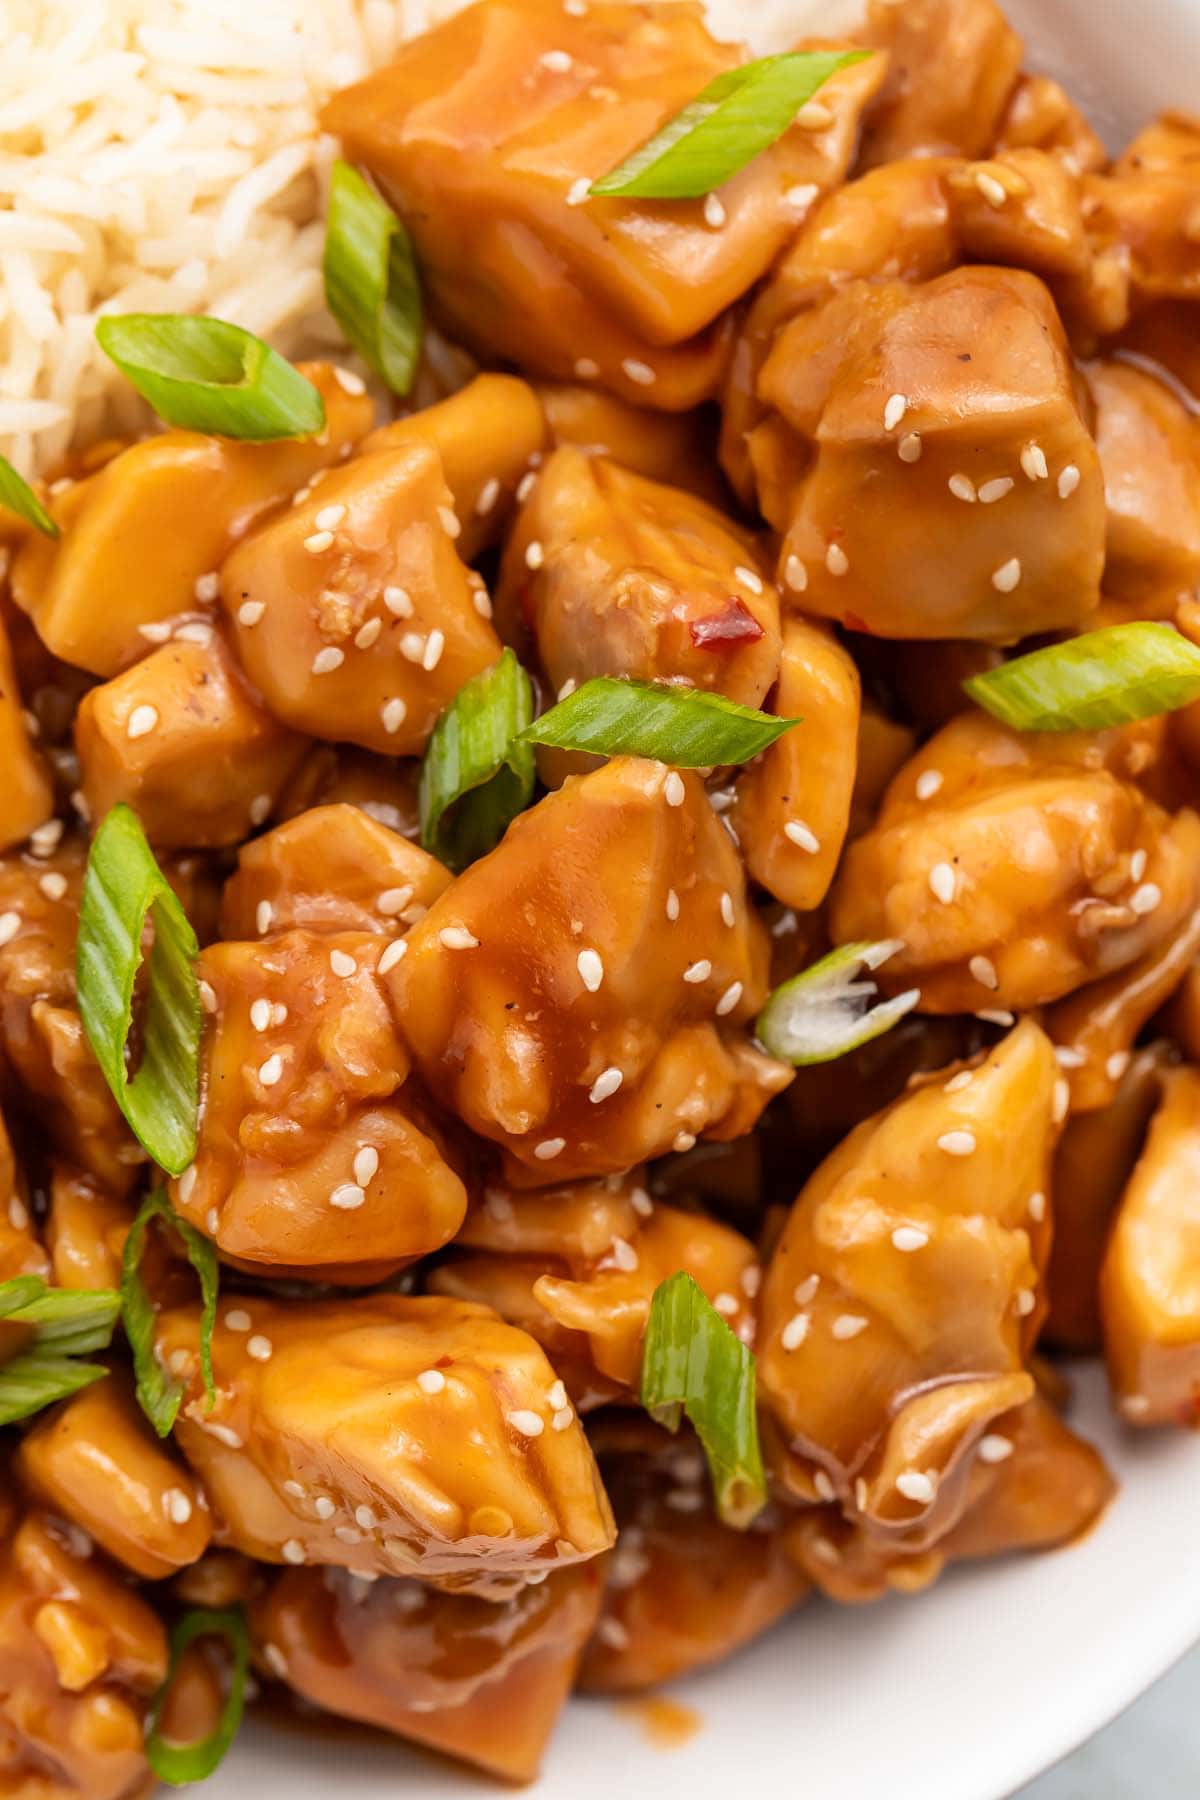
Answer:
[121,1190,218,1438]
[324,161,422,396]
[640,1271,766,1528]
[757,940,920,1066]
[590,50,868,200]
[419,649,535,871]
[8,1283,122,1358]
[520,676,796,766]
[146,1608,250,1787]
[0,455,58,537]
[77,804,201,1176]
[964,622,1200,733]
[0,1354,110,1425]
[95,313,325,440]
[0,1276,120,1425]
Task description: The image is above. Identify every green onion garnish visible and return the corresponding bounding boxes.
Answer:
[121,1190,218,1438]
[77,804,201,1176]
[590,50,868,200]
[640,1271,766,1528]
[756,940,920,1066]
[95,313,325,441]
[520,677,797,766]
[963,622,1200,733]
[0,1276,120,1425]
[419,649,535,871]
[145,1607,250,1787]
[323,160,422,397]
[0,455,58,537]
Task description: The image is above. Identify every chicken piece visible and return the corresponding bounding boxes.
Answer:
[362,373,547,560]
[17,1372,212,1580]
[172,928,466,1282]
[0,1510,166,1800]
[45,1167,133,1292]
[0,1103,47,1282]
[388,757,791,1182]
[9,364,372,676]
[1083,358,1200,616]
[1086,116,1200,307]
[0,611,53,855]
[756,267,1105,640]
[993,74,1108,175]
[1101,1066,1200,1425]
[275,743,421,838]
[0,840,139,1191]
[730,615,859,911]
[537,384,725,504]
[759,1023,1056,1549]
[857,0,1023,167]
[252,1559,601,1783]
[324,0,885,408]
[578,1419,808,1692]
[1045,905,1200,1111]
[74,633,308,851]
[497,448,780,709]
[830,711,1200,1012]
[221,441,500,756]
[219,804,450,941]
[1047,1046,1165,1352]
[155,1294,615,1595]
[432,1181,758,1392]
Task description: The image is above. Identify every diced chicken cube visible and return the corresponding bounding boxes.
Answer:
[0,612,53,855]
[857,0,1023,166]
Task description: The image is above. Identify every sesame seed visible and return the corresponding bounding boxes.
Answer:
[1057,464,1081,499]
[715,980,743,1016]
[199,980,217,1013]
[312,646,344,675]
[355,617,382,649]
[377,887,413,918]
[929,862,956,904]
[576,947,604,991]
[969,954,998,990]
[249,793,272,826]
[72,790,90,822]
[334,1525,362,1544]
[473,587,493,618]
[282,1539,307,1564]
[1106,1051,1130,1082]
[258,1054,283,1087]
[508,1408,545,1436]
[250,998,271,1033]
[237,599,265,627]
[719,891,736,928]
[979,477,1014,505]
[540,47,572,70]
[8,1196,26,1230]
[194,571,220,603]
[439,926,479,950]
[574,357,599,379]
[334,366,366,395]
[608,1236,638,1271]
[565,176,591,206]
[991,557,1022,593]
[0,911,20,947]
[784,554,808,592]
[948,473,977,503]
[1130,848,1148,882]
[38,871,67,901]
[476,477,501,516]
[557,678,577,702]
[303,530,334,554]
[683,959,712,983]
[354,1146,379,1186]
[977,1008,1015,1026]
[785,182,819,211]
[1028,1191,1047,1222]
[1131,882,1161,915]
[979,1434,1014,1463]
[422,629,445,671]
[534,1137,565,1160]
[127,704,158,739]
[437,506,460,540]
[1014,1287,1037,1316]
[898,432,922,462]
[825,543,849,576]
[974,169,1008,207]
[915,769,943,800]
[1053,1077,1070,1124]
[740,1265,761,1297]
[355,1505,377,1529]
[383,585,413,617]
[525,540,544,570]
[631,1187,654,1218]
[315,503,346,532]
[400,631,426,663]
[883,393,908,432]
[176,1166,197,1207]
[783,819,820,853]
[937,1129,976,1156]
[590,1066,623,1103]
[247,1335,272,1362]
[378,939,407,975]
[831,1313,868,1340]
[330,1182,365,1210]
[381,698,407,735]
[1055,1045,1086,1068]
[163,1488,193,1524]
[175,621,213,646]
[896,1470,937,1503]
[813,1469,836,1502]
[417,1369,447,1394]
[673,1131,696,1152]
[794,1274,820,1305]
[517,470,538,504]
[703,192,726,229]
[1021,444,1049,481]
[781,1313,810,1351]
[665,889,680,922]
[713,1292,738,1316]
[734,564,763,595]
[664,771,686,807]
[795,99,834,130]
[547,1380,568,1411]
[622,358,656,386]
[330,949,357,977]
[255,900,273,934]
[892,1226,929,1252]
[206,1423,243,1449]
[29,819,63,856]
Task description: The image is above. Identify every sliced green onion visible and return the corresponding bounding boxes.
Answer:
[419,649,535,871]
[9,1284,122,1357]
[0,456,58,537]
[122,1191,218,1438]
[0,1276,121,1424]
[590,50,869,200]
[964,622,1200,733]
[77,804,200,1176]
[0,1354,110,1425]
[146,1608,250,1787]
[520,676,796,767]
[95,314,325,441]
[0,1275,46,1319]
[640,1271,766,1528]
[757,940,920,1066]
[324,161,422,397]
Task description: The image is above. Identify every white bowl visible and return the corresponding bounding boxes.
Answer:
[208,2,1200,1794]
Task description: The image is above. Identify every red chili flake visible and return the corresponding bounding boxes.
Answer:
[689,598,764,651]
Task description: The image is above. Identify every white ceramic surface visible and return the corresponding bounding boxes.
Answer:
[205,3,1200,1796]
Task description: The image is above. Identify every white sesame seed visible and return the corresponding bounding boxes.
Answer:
[577,948,604,991]
[163,1488,193,1524]
[206,1423,243,1450]
[127,704,158,739]
[703,191,726,229]
[574,357,599,378]
[378,938,407,975]
[734,564,763,595]
[247,1335,273,1362]
[991,557,1022,593]
[8,1195,27,1230]
[715,980,743,1016]
[249,793,272,826]
[258,1054,283,1087]
[475,477,501,516]
[683,959,712,983]
[898,432,922,463]
[631,1186,654,1218]
[979,477,1014,505]
[139,620,170,643]
[439,926,479,950]
[270,1003,288,1027]
[794,1274,820,1305]
[402,630,428,662]
[892,1226,929,1252]
[565,176,591,206]
[784,554,808,592]
[355,1505,377,1529]
[1014,1287,1037,1316]
[929,862,957,904]
[417,1369,447,1394]
[175,1165,197,1207]
[1131,882,1161,915]
[718,892,736,929]
[540,47,572,70]
[977,1008,1016,1026]
[194,571,220,603]
[355,617,383,649]
[796,99,834,130]
[825,543,849,576]
[330,948,357,977]
[334,1525,362,1544]
[969,954,999,990]
[517,470,538,504]
[831,1313,869,1340]
[422,629,445,671]
[473,586,493,618]
[255,900,273,935]
[71,790,90,823]
[665,888,680,922]
[508,1408,545,1436]
[883,393,908,432]
[303,530,334,554]
[547,1380,568,1411]
[237,599,265,628]
[354,1146,379,1186]
[979,1434,1014,1463]
[38,871,67,901]
[330,1182,365,1210]
[312,646,345,675]
[974,170,1008,208]
[712,1292,738,1317]
[608,1236,639,1272]
[315,503,346,532]
[937,1129,976,1156]
[1057,464,1081,499]
[0,911,20,948]
[437,506,460,540]
[552,1407,574,1431]
[381,698,407,735]
[250,998,271,1033]
[740,1265,761,1297]
[783,819,820,853]
[228,1307,255,1335]
[781,1313,810,1351]
[948,473,977,502]
[896,1470,937,1503]
[785,182,820,212]
[1028,1190,1047,1223]
[175,621,213,646]
[534,1137,566,1160]
[29,820,63,856]
[1055,1045,1086,1068]
[915,769,944,801]
[673,1131,696,1152]
[376,888,413,920]
[1021,444,1049,481]
[199,980,217,1013]
[383,585,413,617]
[334,366,366,395]
[282,1539,307,1564]
[1053,1077,1070,1123]
[589,1066,623,1103]
[525,539,545,571]
[1106,1051,1130,1082]
[622,358,656,386]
